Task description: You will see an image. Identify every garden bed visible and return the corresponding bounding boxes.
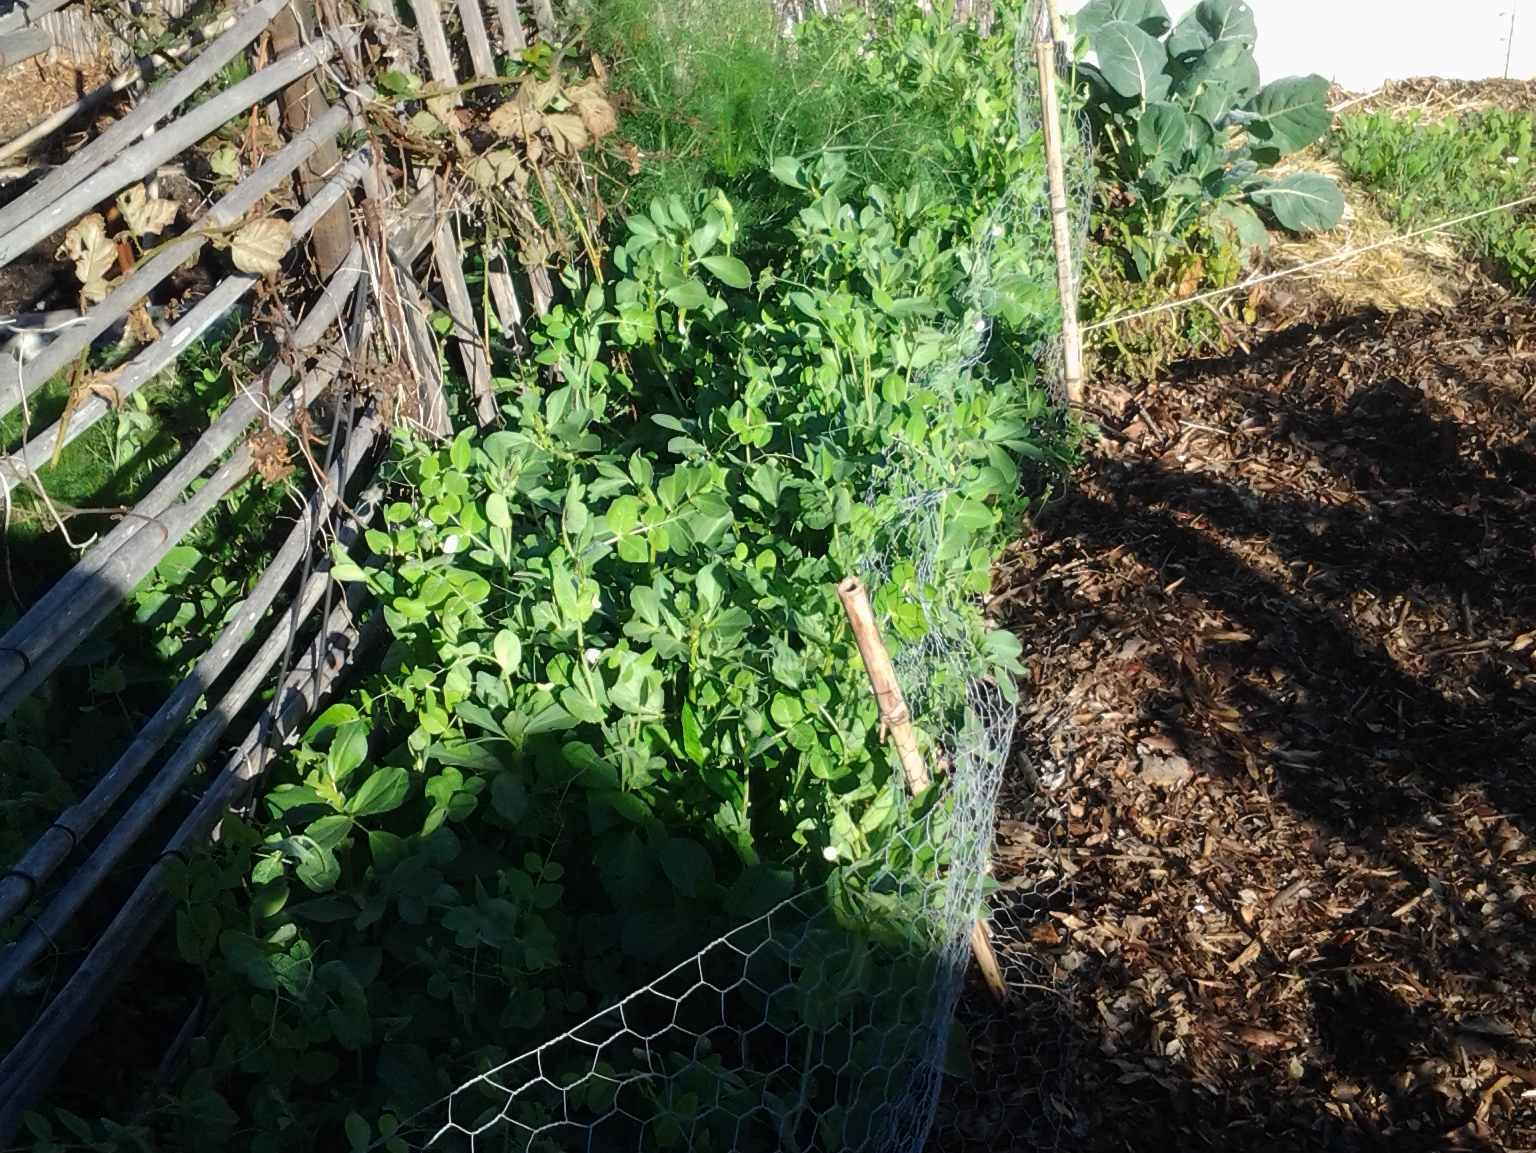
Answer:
[983,289,1536,1150]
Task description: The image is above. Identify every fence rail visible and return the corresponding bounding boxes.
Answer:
[0,0,542,1133]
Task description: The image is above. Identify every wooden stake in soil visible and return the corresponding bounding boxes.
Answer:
[1036,1,1085,409]
[836,576,1009,1003]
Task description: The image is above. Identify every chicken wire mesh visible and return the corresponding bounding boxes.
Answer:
[389,7,1094,1151]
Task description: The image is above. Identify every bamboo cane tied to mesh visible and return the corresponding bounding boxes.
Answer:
[837,576,1009,1003]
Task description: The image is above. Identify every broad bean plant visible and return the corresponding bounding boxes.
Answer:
[159,8,1072,1149]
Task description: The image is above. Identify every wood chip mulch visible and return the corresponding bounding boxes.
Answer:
[962,291,1536,1152]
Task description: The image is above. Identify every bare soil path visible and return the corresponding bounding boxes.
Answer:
[967,291,1536,1152]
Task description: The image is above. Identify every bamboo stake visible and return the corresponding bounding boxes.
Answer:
[1045,0,1068,46]
[1036,1,1085,409]
[836,576,1008,1003]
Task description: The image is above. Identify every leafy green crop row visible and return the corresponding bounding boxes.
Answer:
[1329,105,1536,290]
[43,7,1075,1151]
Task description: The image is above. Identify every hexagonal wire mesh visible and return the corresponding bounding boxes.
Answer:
[392,7,1093,1150]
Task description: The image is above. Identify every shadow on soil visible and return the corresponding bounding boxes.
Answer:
[944,306,1536,1152]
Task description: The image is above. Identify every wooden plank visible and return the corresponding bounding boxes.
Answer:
[0,0,289,237]
[407,0,460,102]
[434,217,498,425]
[494,0,528,52]
[269,0,353,279]
[457,0,497,76]
[0,11,240,164]
[0,27,48,68]
[529,0,555,39]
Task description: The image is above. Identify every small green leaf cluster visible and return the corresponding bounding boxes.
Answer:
[1075,0,1344,280]
[1330,105,1536,291]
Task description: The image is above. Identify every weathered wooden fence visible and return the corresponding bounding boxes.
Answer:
[0,0,547,1135]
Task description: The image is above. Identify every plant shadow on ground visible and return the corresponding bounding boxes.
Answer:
[943,293,1536,1152]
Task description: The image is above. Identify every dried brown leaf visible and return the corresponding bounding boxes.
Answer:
[230,217,293,276]
[487,100,543,139]
[465,149,527,191]
[544,112,588,155]
[123,303,159,347]
[57,213,116,299]
[116,183,178,238]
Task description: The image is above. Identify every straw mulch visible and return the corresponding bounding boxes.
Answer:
[1256,154,1474,323]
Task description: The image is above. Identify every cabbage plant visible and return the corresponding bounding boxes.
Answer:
[1075,0,1344,279]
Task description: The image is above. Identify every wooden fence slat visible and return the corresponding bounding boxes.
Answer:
[0,30,347,268]
[0,8,236,164]
[270,0,354,280]
[0,166,372,731]
[406,0,460,103]
[0,149,371,495]
[0,175,436,719]
[0,26,48,67]
[529,0,554,39]
[0,324,353,693]
[0,0,73,36]
[0,420,380,997]
[1,97,360,422]
[0,0,289,238]
[0,583,384,1141]
[456,0,497,75]
[434,216,497,425]
[493,0,527,51]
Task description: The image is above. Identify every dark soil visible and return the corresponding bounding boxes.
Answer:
[963,290,1536,1152]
